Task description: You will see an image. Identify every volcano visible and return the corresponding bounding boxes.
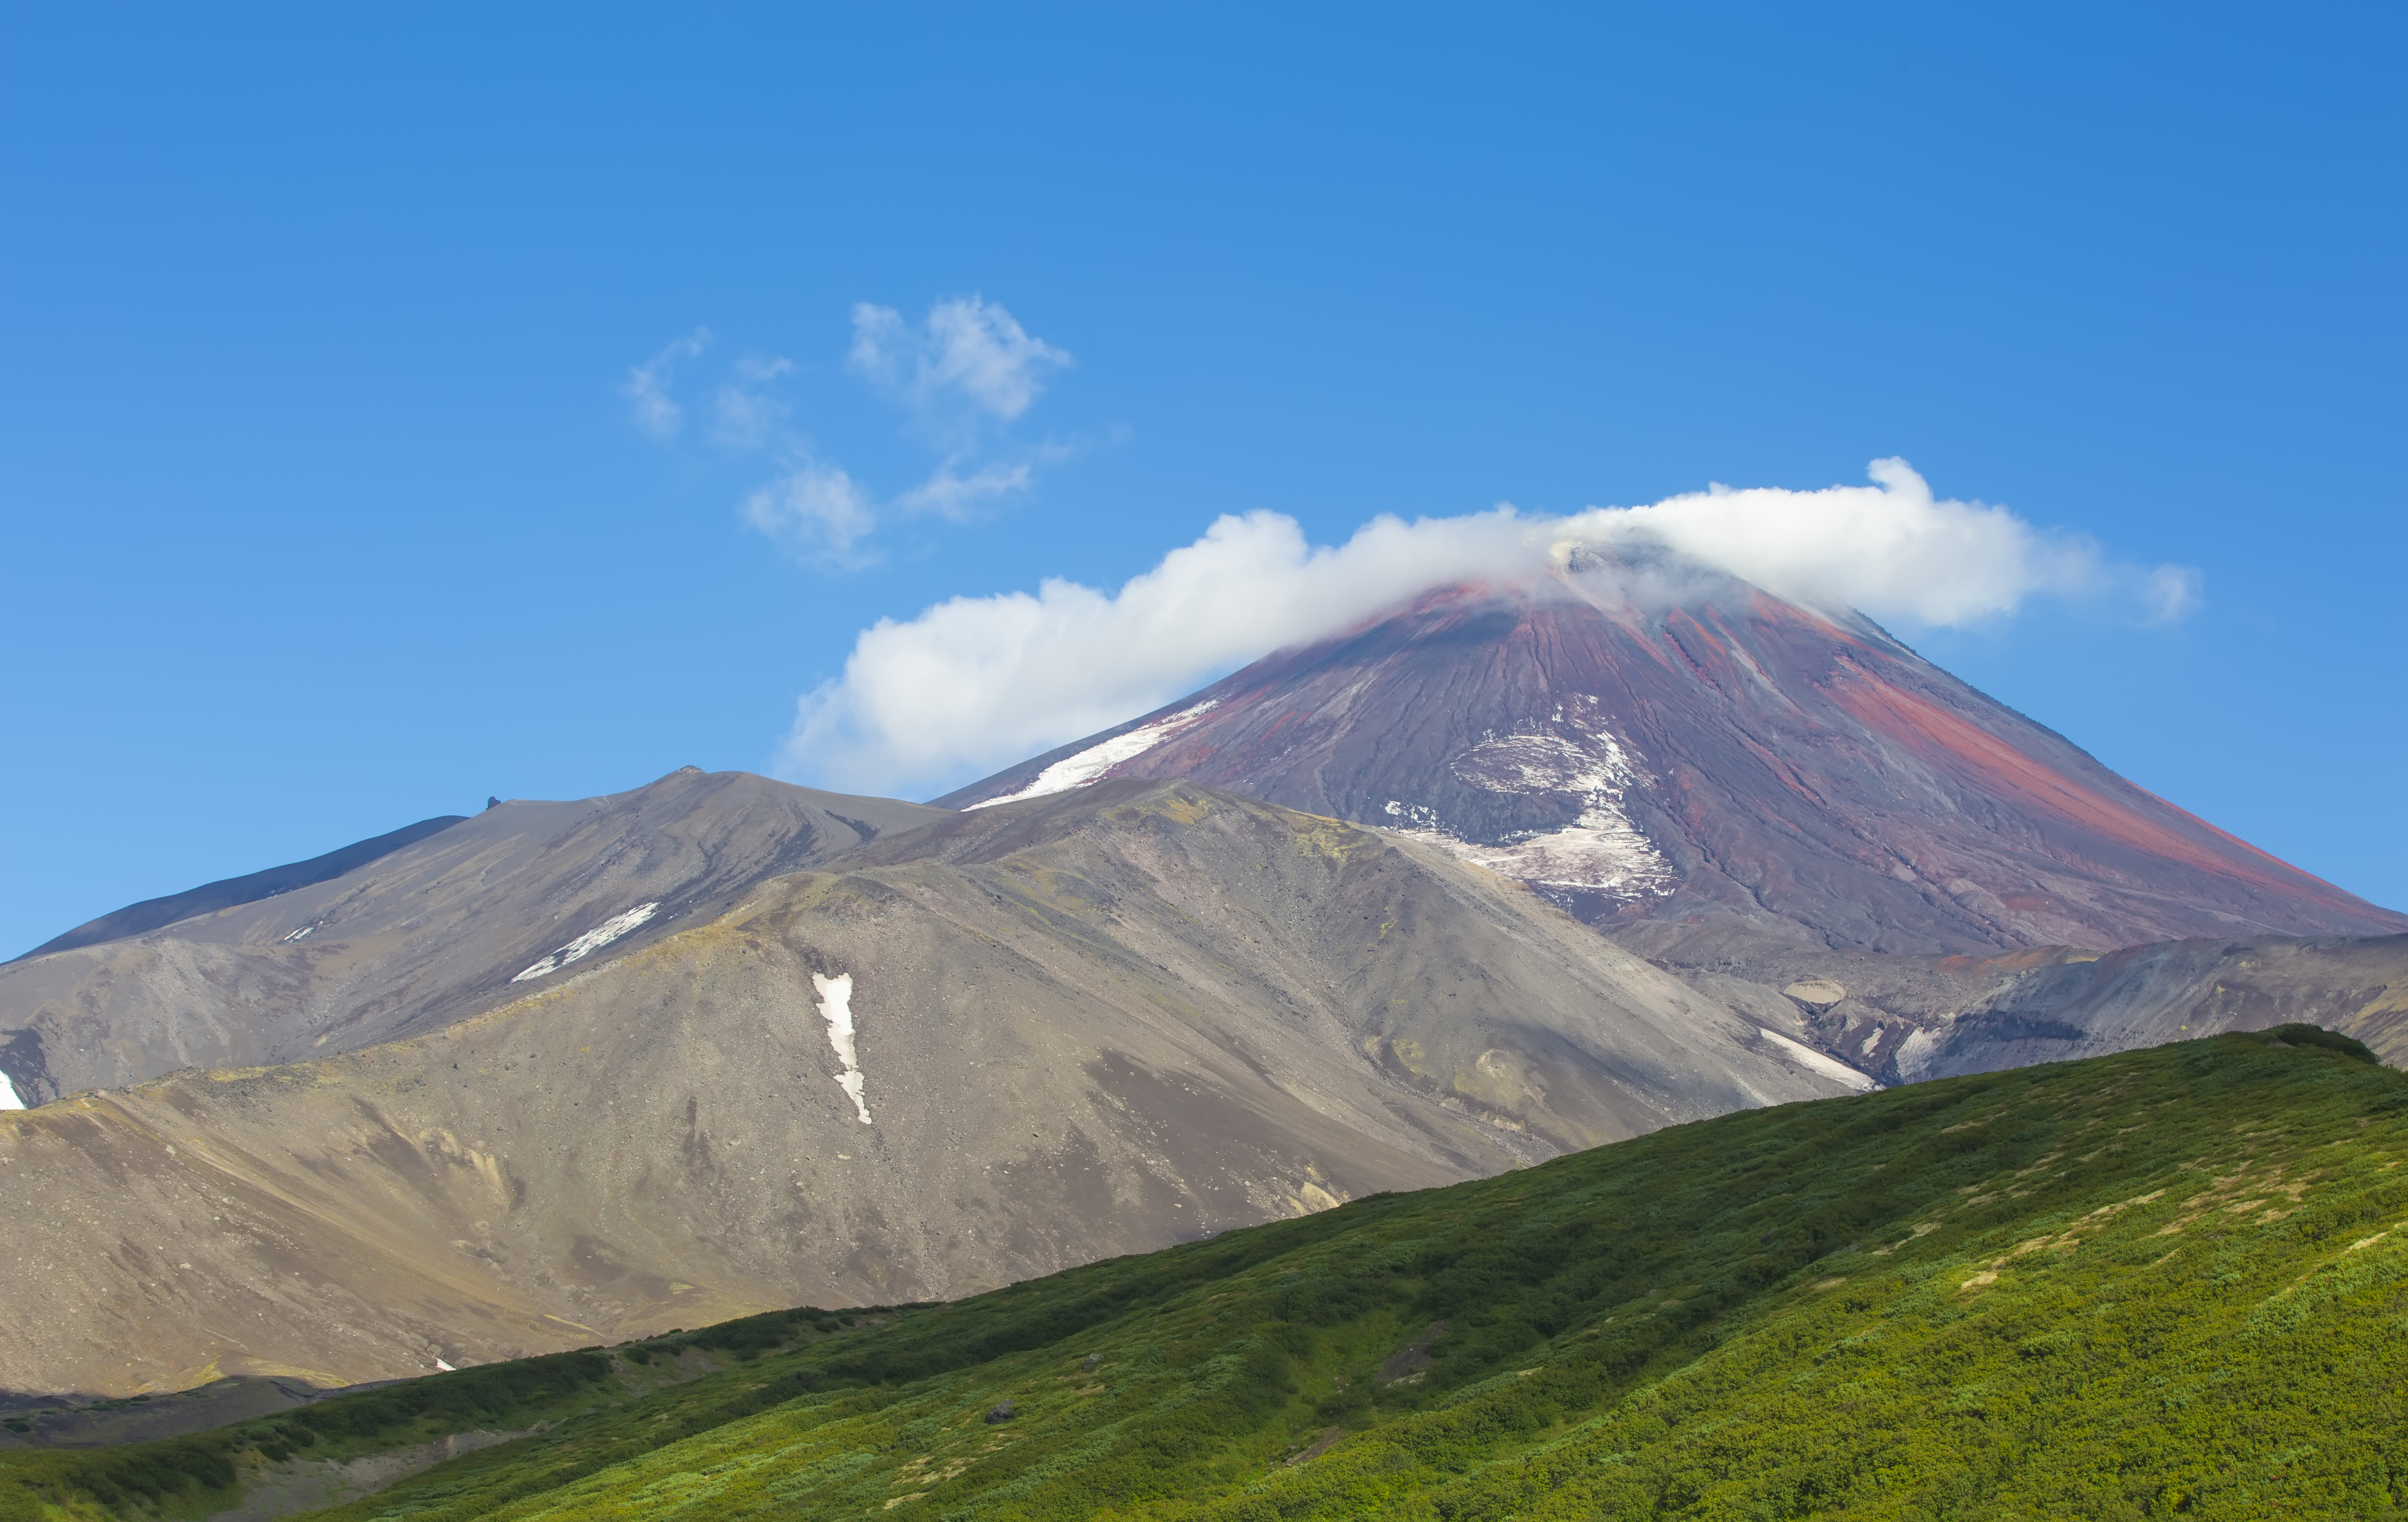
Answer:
[939,579,2406,958]
[5,581,2398,1402]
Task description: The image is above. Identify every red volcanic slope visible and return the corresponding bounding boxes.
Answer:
[938,582,2407,956]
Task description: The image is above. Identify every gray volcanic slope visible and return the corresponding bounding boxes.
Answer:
[1898,933,2408,1080]
[937,580,2406,955]
[0,780,1857,1399]
[1651,933,2408,1088]
[0,768,946,1106]
[933,579,2408,1083]
[13,814,470,963]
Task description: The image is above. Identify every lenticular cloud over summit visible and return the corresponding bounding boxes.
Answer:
[779,460,2194,796]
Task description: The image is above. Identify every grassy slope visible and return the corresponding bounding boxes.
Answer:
[9,1027,2405,1520]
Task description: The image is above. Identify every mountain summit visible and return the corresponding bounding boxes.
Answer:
[939,578,2405,956]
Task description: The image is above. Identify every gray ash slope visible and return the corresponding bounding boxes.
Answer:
[13,814,470,963]
[0,779,1860,1399]
[0,767,945,1105]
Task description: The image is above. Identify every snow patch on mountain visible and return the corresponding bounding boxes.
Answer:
[964,700,1220,810]
[813,971,872,1124]
[1756,1027,1878,1092]
[1381,710,1675,899]
[511,903,661,982]
[1441,820,1673,897]
[1893,1025,1942,1082]
[0,1070,23,1110]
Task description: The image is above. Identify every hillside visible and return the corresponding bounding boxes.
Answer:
[6,1027,2400,1519]
[0,781,1854,1400]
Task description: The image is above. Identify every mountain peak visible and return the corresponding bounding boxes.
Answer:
[941,582,2405,955]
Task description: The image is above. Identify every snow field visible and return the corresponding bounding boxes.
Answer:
[511,902,661,982]
[813,972,873,1125]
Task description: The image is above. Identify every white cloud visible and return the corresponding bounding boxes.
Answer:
[1552,458,2100,625]
[846,304,906,386]
[783,506,1541,791]
[923,297,1071,421]
[623,330,709,439]
[849,296,1071,444]
[711,354,795,450]
[779,460,2201,795]
[742,460,881,570]
[2138,563,2205,625]
[630,299,1071,569]
[893,458,1037,519]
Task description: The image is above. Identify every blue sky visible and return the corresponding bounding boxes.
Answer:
[3,2,2402,956]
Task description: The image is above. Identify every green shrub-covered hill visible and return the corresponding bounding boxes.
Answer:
[5,1024,2404,1519]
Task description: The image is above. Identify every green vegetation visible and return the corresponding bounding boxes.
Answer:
[7,1025,2405,1519]
[0,1352,628,1521]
